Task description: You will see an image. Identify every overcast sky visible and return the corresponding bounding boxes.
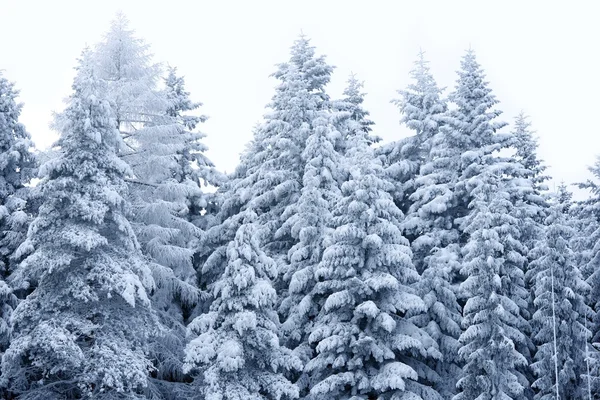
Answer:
[1,1,598,197]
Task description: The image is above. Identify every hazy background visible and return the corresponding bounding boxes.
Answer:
[1,0,598,197]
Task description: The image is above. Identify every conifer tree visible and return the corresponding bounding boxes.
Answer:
[124,66,221,390]
[331,74,378,155]
[528,201,592,400]
[0,72,37,397]
[455,170,531,400]
[276,115,341,393]
[379,51,447,215]
[184,210,300,400]
[94,12,163,132]
[305,126,441,399]
[0,72,37,277]
[0,51,158,400]
[201,35,334,304]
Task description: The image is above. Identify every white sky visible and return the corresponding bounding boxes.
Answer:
[1,1,599,198]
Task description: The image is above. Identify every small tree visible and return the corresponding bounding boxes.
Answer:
[184,210,300,400]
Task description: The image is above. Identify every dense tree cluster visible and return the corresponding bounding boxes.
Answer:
[0,13,599,400]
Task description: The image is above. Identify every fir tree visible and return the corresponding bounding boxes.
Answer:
[455,170,531,400]
[200,35,334,308]
[184,210,300,400]
[331,74,378,155]
[0,72,37,278]
[94,12,163,132]
[528,201,592,400]
[0,50,158,400]
[0,73,37,385]
[305,127,441,400]
[379,50,447,215]
[124,66,221,391]
[276,115,341,393]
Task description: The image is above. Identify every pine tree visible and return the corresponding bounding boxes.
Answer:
[0,50,158,400]
[528,201,592,400]
[379,50,447,215]
[511,112,549,193]
[0,72,37,398]
[276,115,341,393]
[94,12,163,132]
[0,72,37,278]
[455,170,531,400]
[331,74,378,155]
[184,210,300,400]
[123,66,222,389]
[441,50,534,399]
[305,127,441,399]
[200,35,334,308]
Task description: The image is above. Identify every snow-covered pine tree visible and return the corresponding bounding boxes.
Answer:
[276,115,341,393]
[0,72,37,398]
[439,49,534,399]
[122,66,222,391]
[331,74,378,156]
[379,50,447,216]
[0,50,158,400]
[305,124,441,400]
[200,35,334,306]
[577,156,600,397]
[0,72,37,278]
[94,12,163,132]
[183,210,301,400]
[511,112,549,193]
[528,199,592,400]
[455,168,531,400]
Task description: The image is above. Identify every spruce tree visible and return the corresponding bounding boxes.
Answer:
[379,51,447,215]
[305,127,441,399]
[200,35,334,306]
[529,201,592,400]
[0,51,158,399]
[276,115,341,393]
[455,170,531,400]
[0,72,37,397]
[184,210,300,400]
[0,72,37,278]
[124,66,221,389]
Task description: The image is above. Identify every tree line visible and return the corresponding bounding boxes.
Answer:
[0,13,599,400]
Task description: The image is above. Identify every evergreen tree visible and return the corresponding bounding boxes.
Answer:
[379,50,447,215]
[528,201,592,400]
[331,74,378,155]
[511,112,549,193]
[455,170,531,400]
[184,210,300,400]
[0,72,38,398]
[0,50,158,400]
[305,128,441,400]
[442,50,533,399]
[124,66,222,390]
[94,12,163,132]
[276,115,341,393]
[0,72,37,278]
[200,35,334,307]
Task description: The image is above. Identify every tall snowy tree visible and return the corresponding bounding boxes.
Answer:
[455,169,531,400]
[379,50,447,215]
[331,74,378,155]
[276,115,341,393]
[94,12,163,132]
[305,126,441,400]
[528,201,592,400]
[184,210,300,400]
[0,72,37,278]
[200,35,334,308]
[0,51,158,400]
[511,112,549,193]
[0,72,37,397]
[123,66,222,390]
